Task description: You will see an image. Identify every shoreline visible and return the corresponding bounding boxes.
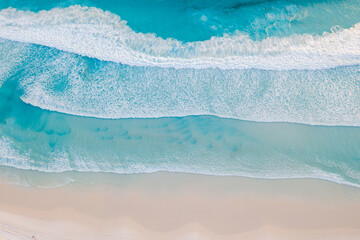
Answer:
[1,163,359,190]
[1,172,360,239]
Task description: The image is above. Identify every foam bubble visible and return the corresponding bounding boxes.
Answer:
[0,39,29,85]
[0,6,360,70]
[14,49,360,126]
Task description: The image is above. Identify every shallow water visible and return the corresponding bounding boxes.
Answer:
[1,81,359,187]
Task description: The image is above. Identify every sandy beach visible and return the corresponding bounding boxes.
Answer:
[0,172,360,240]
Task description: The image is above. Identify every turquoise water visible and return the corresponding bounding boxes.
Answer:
[0,0,359,187]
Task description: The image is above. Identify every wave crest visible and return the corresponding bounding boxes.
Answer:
[0,6,360,70]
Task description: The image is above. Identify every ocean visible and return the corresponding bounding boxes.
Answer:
[0,0,359,187]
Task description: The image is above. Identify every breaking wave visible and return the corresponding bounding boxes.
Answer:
[0,6,360,70]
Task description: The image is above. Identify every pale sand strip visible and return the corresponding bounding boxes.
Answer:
[0,172,360,239]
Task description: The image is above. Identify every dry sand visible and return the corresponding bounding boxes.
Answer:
[0,172,360,240]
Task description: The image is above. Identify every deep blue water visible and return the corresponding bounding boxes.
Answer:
[0,0,359,187]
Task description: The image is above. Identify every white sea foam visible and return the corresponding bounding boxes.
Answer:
[17,55,360,126]
[0,6,360,70]
[0,39,29,85]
